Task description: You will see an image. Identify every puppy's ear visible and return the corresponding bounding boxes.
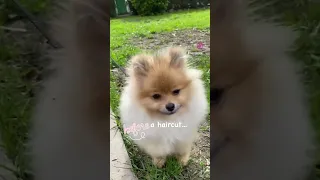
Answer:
[168,47,188,68]
[129,54,151,78]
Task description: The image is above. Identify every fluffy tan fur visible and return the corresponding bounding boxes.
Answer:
[120,47,208,168]
[211,1,315,180]
[128,47,193,118]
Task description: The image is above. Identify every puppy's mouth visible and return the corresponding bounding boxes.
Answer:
[163,110,177,115]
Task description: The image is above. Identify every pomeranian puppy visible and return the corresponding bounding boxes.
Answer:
[30,0,110,180]
[120,47,208,168]
[211,0,315,180]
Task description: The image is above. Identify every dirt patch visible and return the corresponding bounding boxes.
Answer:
[129,28,210,56]
[183,120,210,179]
[114,29,210,179]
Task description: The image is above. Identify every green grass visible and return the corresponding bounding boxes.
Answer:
[110,9,210,179]
[110,9,210,62]
[0,47,33,179]
[0,0,52,179]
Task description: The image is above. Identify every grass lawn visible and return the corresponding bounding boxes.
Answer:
[110,9,211,179]
[0,1,53,179]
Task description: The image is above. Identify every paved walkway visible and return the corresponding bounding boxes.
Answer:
[110,109,137,180]
[0,111,137,180]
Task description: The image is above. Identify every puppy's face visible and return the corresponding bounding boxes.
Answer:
[211,0,261,139]
[129,47,192,117]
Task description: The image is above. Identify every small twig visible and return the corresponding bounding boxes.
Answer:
[10,0,62,48]
[202,134,210,138]
[112,166,132,169]
[201,145,210,148]
[0,164,16,174]
[0,26,27,32]
[111,57,128,76]
[110,113,120,120]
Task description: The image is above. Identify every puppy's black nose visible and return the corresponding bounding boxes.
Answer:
[165,103,175,111]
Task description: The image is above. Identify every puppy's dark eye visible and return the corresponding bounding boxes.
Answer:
[211,88,225,105]
[152,94,161,100]
[172,89,180,95]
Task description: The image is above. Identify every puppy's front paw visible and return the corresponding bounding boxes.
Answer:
[176,152,190,166]
[152,157,166,168]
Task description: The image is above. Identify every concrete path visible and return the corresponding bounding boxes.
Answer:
[110,109,137,180]
[0,110,137,180]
